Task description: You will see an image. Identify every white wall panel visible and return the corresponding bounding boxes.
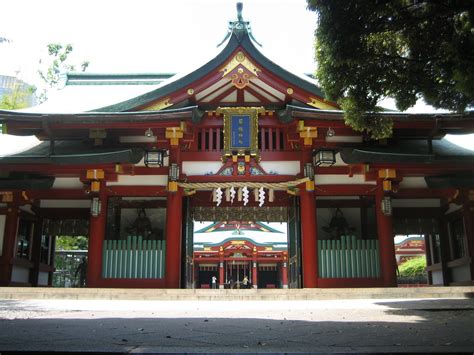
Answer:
[431,270,444,285]
[11,266,29,283]
[399,177,428,189]
[260,161,300,175]
[451,264,471,283]
[107,175,168,186]
[52,178,83,189]
[38,271,49,286]
[182,162,223,176]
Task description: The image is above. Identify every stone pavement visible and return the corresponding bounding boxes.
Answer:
[0,296,473,353]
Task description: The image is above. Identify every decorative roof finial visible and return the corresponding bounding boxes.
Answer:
[237,2,244,23]
[217,3,262,47]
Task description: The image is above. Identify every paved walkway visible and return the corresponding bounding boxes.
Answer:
[0,297,473,353]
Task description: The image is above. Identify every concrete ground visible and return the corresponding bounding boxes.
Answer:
[0,297,473,353]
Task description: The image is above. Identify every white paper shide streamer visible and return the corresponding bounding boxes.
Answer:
[258,186,265,207]
[242,186,249,206]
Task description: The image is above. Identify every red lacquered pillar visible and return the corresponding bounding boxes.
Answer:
[281,253,289,289]
[219,261,225,289]
[376,180,397,287]
[86,184,107,288]
[165,188,183,288]
[252,261,258,289]
[299,188,318,288]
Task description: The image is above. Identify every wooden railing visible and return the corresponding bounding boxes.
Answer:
[259,127,285,151]
[195,127,285,152]
[102,236,165,279]
[197,128,223,151]
[318,236,380,278]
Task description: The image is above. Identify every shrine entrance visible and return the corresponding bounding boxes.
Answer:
[226,259,252,288]
[183,198,297,289]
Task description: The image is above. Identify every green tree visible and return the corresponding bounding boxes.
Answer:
[0,81,35,110]
[307,1,474,139]
[37,43,89,103]
[56,235,88,251]
[398,256,426,277]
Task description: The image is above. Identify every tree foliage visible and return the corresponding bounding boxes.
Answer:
[0,82,35,110]
[37,43,89,103]
[307,1,474,139]
[398,256,426,277]
[56,235,88,251]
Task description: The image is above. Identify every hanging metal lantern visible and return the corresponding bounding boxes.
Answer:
[144,149,166,167]
[313,148,336,167]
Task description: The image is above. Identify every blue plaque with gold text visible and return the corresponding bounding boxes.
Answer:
[231,115,250,149]
[217,106,264,161]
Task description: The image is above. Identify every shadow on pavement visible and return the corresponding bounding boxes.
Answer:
[0,298,473,353]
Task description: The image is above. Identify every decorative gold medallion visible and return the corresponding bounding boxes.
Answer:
[220,51,260,77]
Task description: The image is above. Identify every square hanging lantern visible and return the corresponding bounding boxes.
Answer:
[313,148,336,167]
[304,162,315,180]
[144,149,165,167]
[169,163,180,181]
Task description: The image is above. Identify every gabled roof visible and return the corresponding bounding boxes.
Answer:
[194,221,283,234]
[193,236,287,250]
[95,19,333,112]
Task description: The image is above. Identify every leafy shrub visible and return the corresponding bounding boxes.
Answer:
[398,257,426,277]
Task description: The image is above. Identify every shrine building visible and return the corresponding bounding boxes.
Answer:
[0,4,473,289]
[193,221,288,289]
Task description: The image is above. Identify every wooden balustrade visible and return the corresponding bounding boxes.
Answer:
[102,236,166,279]
[318,236,380,278]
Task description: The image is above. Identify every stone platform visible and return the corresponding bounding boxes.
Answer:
[1,286,473,301]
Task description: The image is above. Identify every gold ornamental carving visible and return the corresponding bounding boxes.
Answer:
[220,51,260,78]
[307,97,336,110]
[142,97,173,111]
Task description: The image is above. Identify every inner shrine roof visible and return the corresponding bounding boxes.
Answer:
[193,221,287,246]
[193,236,288,251]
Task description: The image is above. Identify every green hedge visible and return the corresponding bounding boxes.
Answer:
[398,257,426,277]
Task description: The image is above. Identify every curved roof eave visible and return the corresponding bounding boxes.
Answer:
[94,35,241,112]
[94,31,328,113]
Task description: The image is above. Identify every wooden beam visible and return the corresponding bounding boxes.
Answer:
[105,185,167,197]
[315,184,376,196]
